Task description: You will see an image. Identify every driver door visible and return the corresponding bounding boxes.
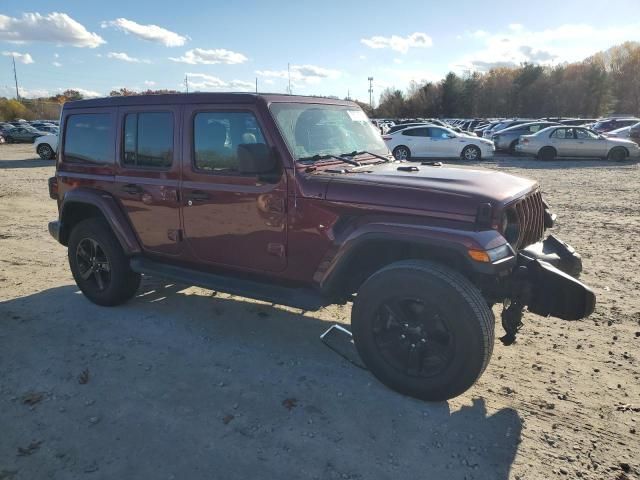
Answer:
[574,128,607,157]
[426,127,453,158]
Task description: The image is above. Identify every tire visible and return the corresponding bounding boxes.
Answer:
[37,143,55,160]
[68,218,140,306]
[607,147,628,162]
[392,145,411,161]
[461,145,481,161]
[509,140,519,155]
[351,260,494,401]
[537,147,556,161]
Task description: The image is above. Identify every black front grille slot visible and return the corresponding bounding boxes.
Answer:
[512,191,544,249]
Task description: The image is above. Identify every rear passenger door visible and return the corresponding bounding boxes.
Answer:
[400,127,429,156]
[180,105,287,272]
[113,105,183,256]
[549,128,579,156]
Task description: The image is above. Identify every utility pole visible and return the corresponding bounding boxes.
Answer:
[255,77,258,94]
[368,77,374,108]
[347,89,351,100]
[184,74,189,93]
[12,55,20,101]
[287,63,291,95]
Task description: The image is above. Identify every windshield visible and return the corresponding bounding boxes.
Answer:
[269,103,389,161]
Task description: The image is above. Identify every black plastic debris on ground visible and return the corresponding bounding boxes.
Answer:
[320,324,367,370]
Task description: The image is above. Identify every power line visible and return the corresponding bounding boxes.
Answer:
[12,55,20,101]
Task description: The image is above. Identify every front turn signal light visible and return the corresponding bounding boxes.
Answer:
[468,249,491,263]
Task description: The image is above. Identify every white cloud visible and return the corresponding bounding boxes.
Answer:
[256,64,341,84]
[144,80,156,86]
[360,32,432,54]
[186,73,253,91]
[68,87,101,98]
[0,12,105,48]
[2,51,34,64]
[169,48,247,65]
[107,51,150,63]
[101,18,187,47]
[455,22,640,72]
[52,61,62,67]
[53,52,59,58]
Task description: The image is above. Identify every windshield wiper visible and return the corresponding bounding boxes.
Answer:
[298,154,361,167]
[343,150,393,162]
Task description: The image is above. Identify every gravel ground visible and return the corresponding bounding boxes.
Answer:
[0,143,638,480]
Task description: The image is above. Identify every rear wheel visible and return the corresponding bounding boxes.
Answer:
[461,145,481,161]
[608,147,628,162]
[37,143,55,160]
[351,260,494,401]
[509,140,519,155]
[68,218,140,306]
[392,146,411,161]
[537,147,556,161]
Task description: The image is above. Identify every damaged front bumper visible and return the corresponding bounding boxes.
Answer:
[497,235,595,344]
[513,235,595,321]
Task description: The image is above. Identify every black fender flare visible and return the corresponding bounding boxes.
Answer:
[58,188,141,255]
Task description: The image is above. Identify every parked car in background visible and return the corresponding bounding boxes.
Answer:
[628,122,640,145]
[384,125,494,160]
[0,133,5,144]
[604,126,632,139]
[559,118,597,126]
[591,118,640,133]
[492,121,560,153]
[3,126,46,143]
[483,119,532,138]
[36,125,59,134]
[516,126,640,161]
[34,133,58,159]
[386,122,431,134]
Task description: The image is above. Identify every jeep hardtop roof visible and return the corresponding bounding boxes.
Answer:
[63,93,357,109]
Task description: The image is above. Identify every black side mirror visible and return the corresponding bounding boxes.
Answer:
[237,143,277,174]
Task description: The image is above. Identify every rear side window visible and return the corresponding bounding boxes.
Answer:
[193,111,265,173]
[402,127,427,137]
[123,112,173,168]
[64,114,112,164]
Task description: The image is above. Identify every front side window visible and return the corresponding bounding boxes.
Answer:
[193,111,266,172]
[269,103,388,160]
[64,113,112,164]
[576,129,598,139]
[123,112,173,168]
[529,125,542,133]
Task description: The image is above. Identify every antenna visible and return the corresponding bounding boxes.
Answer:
[184,74,189,93]
[12,55,20,101]
[368,77,374,108]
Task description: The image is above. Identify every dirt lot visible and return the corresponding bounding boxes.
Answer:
[1,143,638,480]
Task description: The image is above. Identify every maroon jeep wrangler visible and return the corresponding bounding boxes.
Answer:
[48,94,595,401]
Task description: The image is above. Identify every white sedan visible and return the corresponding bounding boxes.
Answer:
[34,134,58,160]
[383,125,494,161]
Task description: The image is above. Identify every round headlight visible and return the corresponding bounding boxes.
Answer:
[501,209,520,245]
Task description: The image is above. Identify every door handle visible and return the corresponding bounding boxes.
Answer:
[121,183,142,195]
[186,190,209,201]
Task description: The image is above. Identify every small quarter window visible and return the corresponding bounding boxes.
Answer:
[123,112,173,168]
[64,114,112,164]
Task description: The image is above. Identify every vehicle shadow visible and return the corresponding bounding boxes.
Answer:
[0,158,53,169]
[0,280,522,480]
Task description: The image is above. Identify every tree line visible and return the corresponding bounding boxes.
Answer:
[372,42,640,119]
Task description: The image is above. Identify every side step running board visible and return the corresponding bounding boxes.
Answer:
[130,256,328,311]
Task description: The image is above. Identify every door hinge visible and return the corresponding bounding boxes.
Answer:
[267,243,285,257]
[168,229,183,242]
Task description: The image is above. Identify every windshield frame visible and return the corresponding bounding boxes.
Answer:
[268,101,390,164]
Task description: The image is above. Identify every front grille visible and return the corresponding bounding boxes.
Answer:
[512,190,545,249]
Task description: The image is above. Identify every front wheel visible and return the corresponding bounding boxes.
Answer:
[537,147,556,161]
[351,260,494,401]
[68,218,140,306]
[461,145,481,161]
[37,143,55,160]
[392,146,411,161]
[608,147,628,162]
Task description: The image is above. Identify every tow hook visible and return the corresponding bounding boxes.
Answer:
[500,265,531,346]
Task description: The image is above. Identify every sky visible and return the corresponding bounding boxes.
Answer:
[2,0,640,105]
